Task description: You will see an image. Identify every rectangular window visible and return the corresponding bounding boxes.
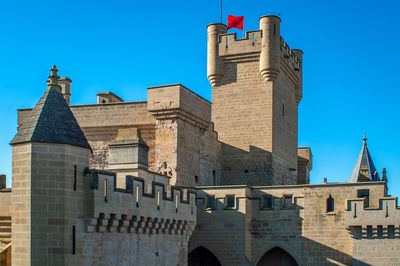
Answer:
[357,189,370,208]
[73,165,77,191]
[72,225,76,255]
[206,195,216,210]
[263,195,273,209]
[283,195,292,209]
[225,195,235,209]
[377,225,383,237]
[388,225,395,238]
[367,225,373,238]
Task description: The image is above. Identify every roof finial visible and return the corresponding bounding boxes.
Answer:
[363,132,367,144]
[48,65,59,85]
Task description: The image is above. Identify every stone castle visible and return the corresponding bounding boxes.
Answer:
[0,15,399,266]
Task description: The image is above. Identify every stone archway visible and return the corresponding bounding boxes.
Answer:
[256,247,298,266]
[188,246,221,266]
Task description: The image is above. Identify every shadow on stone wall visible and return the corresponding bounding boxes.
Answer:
[189,190,371,266]
[220,144,273,186]
[221,63,238,85]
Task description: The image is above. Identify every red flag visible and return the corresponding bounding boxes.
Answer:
[227,15,244,30]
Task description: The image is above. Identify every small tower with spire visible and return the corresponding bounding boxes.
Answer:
[10,66,91,265]
[349,133,380,182]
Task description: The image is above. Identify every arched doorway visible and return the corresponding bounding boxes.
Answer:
[188,246,221,266]
[256,247,298,266]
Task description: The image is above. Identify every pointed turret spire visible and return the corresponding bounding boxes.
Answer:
[10,66,91,150]
[349,133,380,182]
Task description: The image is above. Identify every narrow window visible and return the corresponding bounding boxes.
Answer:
[366,225,373,238]
[212,170,216,186]
[73,165,77,191]
[136,185,139,207]
[195,176,199,183]
[175,194,179,213]
[283,195,292,209]
[252,34,255,45]
[104,179,108,203]
[326,195,335,213]
[273,24,276,35]
[377,225,383,238]
[157,190,160,210]
[72,225,76,255]
[282,103,285,117]
[386,202,389,217]
[206,195,216,210]
[388,225,395,238]
[263,195,273,209]
[225,195,235,209]
[354,203,357,218]
[226,37,228,48]
[357,189,370,208]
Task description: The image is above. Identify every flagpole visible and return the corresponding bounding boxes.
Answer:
[243,18,245,38]
[220,0,222,24]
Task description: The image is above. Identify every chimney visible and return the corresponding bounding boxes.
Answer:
[58,77,72,105]
[382,168,387,182]
[108,128,149,170]
[0,174,6,190]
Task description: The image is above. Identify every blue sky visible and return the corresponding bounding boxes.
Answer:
[0,0,399,196]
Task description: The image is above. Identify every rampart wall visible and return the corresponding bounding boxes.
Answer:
[190,182,398,265]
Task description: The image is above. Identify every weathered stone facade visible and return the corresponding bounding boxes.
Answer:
[0,14,399,266]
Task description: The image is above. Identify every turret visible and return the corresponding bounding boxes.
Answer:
[10,66,91,265]
[292,49,303,104]
[259,15,281,81]
[207,23,227,87]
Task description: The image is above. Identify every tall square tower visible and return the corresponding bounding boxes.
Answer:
[207,16,303,185]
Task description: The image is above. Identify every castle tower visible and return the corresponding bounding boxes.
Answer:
[208,16,303,185]
[10,66,91,265]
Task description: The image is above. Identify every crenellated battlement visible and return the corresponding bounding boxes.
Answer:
[217,31,301,75]
[345,197,400,227]
[84,169,196,235]
[218,30,263,60]
[280,37,301,74]
[208,15,303,86]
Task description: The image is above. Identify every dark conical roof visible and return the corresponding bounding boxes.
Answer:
[349,134,379,182]
[10,84,91,150]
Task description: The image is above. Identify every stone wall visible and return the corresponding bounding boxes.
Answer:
[11,143,32,265]
[0,190,11,217]
[272,61,299,185]
[190,182,393,265]
[213,59,275,186]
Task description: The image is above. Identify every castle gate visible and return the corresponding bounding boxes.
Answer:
[188,246,221,266]
[256,247,298,266]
